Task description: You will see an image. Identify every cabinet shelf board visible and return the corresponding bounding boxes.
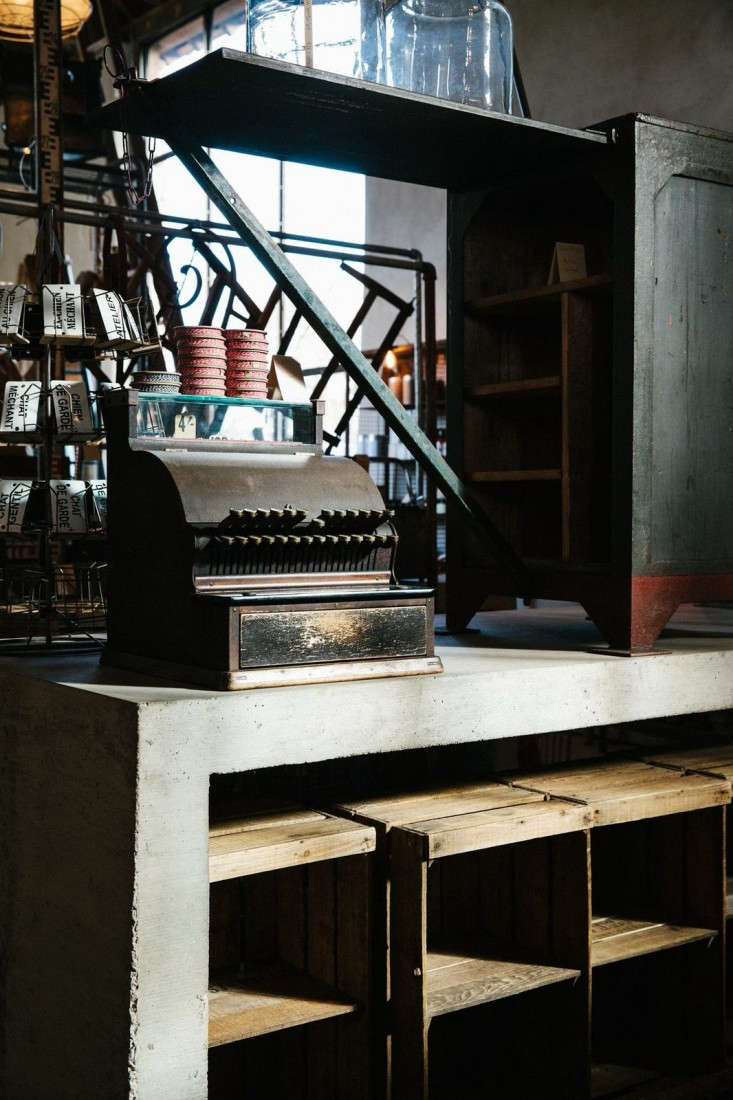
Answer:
[467,469,561,484]
[591,915,716,967]
[208,963,358,1046]
[466,376,561,400]
[466,274,613,316]
[425,950,580,1018]
[209,809,375,881]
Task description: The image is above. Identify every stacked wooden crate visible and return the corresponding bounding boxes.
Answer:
[207,801,376,1099]
[209,756,732,1098]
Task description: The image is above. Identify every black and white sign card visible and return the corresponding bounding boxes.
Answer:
[0,286,28,344]
[0,480,31,533]
[93,290,134,349]
[51,480,88,534]
[51,380,95,436]
[0,381,41,433]
[41,284,88,345]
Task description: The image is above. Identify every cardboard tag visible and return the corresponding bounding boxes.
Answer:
[0,286,28,343]
[52,480,88,534]
[269,355,309,403]
[0,480,31,532]
[88,480,108,530]
[173,411,197,439]
[548,242,587,285]
[51,380,95,436]
[1,380,41,432]
[93,290,133,348]
[122,301,142,344]
[41,284,89,344]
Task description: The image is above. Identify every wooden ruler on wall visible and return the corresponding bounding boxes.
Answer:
[33,0,64,214]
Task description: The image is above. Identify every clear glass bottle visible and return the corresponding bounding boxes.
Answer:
[385,0,513,112]
[247,0,385,82]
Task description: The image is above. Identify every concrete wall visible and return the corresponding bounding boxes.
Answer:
[362,0,733,348]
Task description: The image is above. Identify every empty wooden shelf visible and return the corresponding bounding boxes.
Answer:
[466,274,612,315]
[337,784,591,1099]
[425,951,580,1017]
[467,468,561,483]
[208,962,358,1046]
[508,758,730,824]
[208,801,376,1099]
[466,376,561,400]
[591,916,717,967]
[209,807,375,881]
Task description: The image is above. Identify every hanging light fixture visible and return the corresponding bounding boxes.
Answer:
[0,0,92,42]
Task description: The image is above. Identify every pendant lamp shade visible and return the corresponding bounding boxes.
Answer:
[0,0,92,41]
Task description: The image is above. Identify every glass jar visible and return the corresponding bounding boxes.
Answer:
[385,0,513,112]
[247,0,385,82]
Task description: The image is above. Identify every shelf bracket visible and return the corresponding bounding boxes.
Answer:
[167,136,531,593]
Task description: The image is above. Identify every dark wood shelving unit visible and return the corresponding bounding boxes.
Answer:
[447,115,733,651]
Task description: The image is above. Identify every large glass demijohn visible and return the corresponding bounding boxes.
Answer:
[385,0,513,112]
[247,0,386,82]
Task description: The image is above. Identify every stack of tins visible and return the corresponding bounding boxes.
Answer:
[225,329,270,399]
[174,327,227,397]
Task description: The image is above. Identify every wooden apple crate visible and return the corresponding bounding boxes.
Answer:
[638,743,733,1015]
[336,758,730,1098]
[206,801,376,1100]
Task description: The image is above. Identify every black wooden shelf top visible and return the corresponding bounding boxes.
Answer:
[94,49,609,189]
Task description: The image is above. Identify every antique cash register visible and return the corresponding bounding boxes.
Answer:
[102,389,441,688]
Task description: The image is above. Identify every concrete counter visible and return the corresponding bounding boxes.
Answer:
[2,604,733,1098]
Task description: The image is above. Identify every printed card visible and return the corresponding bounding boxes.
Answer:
[1,380,41,433]
[51,380,95,436]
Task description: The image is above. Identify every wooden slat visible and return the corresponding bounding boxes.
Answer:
[466,375,561,399]
[425,951,580,1017]
[643,744,733,779]
[210,805,322,838]
[561,290,595,562]
[335,782,546,829]
[208,964,357,1047]
[509,760,731,824]
[466,274,612,314]
[307,862,337,1098]
[407,801,591,859]
[467,468,561,483]
[390,829,429,1099]
[336,856,372,1100]
[591,916,717,967]
[209,815,375,881]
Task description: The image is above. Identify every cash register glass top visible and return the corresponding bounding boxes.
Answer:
[134,393,315,445]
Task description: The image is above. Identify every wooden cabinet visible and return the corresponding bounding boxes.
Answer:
[447,114,733,652]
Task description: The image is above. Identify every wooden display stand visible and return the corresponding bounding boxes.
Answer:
[639,743,733,1014]
[207,802,376,1100]
[337,759,729,1098]
[509,760,728,1079]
